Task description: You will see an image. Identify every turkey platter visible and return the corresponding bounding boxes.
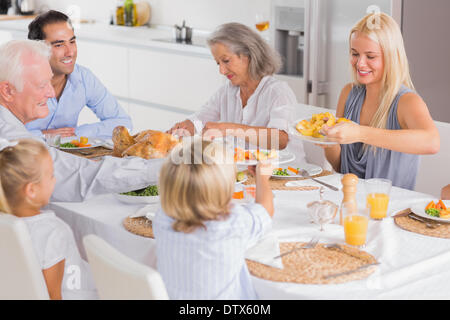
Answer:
[112,126,180,159]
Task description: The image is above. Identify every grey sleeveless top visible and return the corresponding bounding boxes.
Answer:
[340,85,420,190]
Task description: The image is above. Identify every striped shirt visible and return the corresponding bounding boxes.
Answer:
[153,203,272,300]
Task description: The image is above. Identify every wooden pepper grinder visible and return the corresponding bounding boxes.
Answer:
[340,174,359,225]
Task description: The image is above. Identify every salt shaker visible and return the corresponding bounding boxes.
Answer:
[340,173,359,225]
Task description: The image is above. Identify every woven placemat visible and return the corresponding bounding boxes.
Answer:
[394,209,450,239]
[246,242,378,285]
[243,170,333,191]
[60,146,114,159]
[123,217,154,238]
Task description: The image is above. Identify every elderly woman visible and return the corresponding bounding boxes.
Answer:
[320,13,439,190]
[169,23,299,151]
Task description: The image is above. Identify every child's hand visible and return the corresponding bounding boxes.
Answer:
[256,161,273,180]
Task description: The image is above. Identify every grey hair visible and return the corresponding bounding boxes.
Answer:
[207,23,282,80]
[0,40,51,92]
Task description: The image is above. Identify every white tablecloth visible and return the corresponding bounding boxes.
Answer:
[49,174,450,300]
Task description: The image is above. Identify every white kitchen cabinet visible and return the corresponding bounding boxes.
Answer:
[128,102,190,134]
[128,47,225,112]
[76,40,129,99]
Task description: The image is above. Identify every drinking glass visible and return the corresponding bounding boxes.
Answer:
[44,133,61,148]
[255,13,270,32]
[366,179,392,220]
[342,202,369,248]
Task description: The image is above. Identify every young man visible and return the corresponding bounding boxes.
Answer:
[26,10,132,139]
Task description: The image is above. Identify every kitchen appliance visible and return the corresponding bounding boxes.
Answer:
[272,0,394,108]
[15,0,34,15]
[0,0,11,14]
[400,0,450,123]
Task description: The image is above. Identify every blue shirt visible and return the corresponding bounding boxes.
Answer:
[25,64,132,139]
[153,203,272,300]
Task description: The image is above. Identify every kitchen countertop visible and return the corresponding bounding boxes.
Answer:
[0,19,213,58]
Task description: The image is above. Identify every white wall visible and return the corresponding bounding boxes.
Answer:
[35,0,271,31]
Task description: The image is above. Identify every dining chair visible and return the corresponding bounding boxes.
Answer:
[415,120,450,197]
[0,213,50,300]
[83,234,169,300]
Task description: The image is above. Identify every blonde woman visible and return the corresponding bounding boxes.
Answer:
[321,13,439,190]
[153,138,273,299]
[0,138,97,299]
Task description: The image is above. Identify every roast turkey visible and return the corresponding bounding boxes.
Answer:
[112,126,179,159]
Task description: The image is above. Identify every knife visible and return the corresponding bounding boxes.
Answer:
[323,262,380,280]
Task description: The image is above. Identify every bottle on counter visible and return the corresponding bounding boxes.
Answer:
[116,0,125,26]
[124,0,137,26]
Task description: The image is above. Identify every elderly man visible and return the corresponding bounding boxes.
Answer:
[0,39,162,202]
[25,10,132,139]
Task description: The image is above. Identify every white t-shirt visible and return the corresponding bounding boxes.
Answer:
[188,75,306,163]
[21,210,98,300]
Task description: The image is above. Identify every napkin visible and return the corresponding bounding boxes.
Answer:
[245,234,284,269]
[285,174,343,190]
[128,203,159,220]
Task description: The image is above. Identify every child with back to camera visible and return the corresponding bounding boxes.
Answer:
[0,138,97,300]
[153,138,274,299]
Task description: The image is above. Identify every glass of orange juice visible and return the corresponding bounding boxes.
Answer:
[342,203,369,247]
[366,179,392,220]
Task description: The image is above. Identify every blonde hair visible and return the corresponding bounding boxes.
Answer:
[350,12,414,130]
[159,138,236,233]
[0,139,49,214]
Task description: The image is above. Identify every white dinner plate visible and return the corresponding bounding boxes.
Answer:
[235,149,295,166]
[59,136,102,150]
[114,193,160,205]
[271,163,323,179]
[410,200,450,223]
[289,118,338,145]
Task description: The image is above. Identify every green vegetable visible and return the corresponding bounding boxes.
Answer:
[425,208,441,217]
[273,169,290,176]
[236,171,246,182]
[121,185,158,197]
[60,142,77,148]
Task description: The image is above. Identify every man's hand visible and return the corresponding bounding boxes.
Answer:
[42,128,75,138]
[167,119,195,137]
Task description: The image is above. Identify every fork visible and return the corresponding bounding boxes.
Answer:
[298,169,339,191]
[274,237,319,260]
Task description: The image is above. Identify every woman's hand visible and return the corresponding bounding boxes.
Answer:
[202,122,238,140]
[321,122,362,145]
[442,185,450,200]
[167,119,195,137]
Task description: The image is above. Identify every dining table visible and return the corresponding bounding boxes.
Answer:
[47,170,450,300]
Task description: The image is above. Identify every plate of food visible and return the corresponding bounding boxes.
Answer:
[114,185,160,205]
[290,113,351,145]
[271,163,323,179]
[234,148,295,166]
[411,199,450,223]
[59,136,101,150]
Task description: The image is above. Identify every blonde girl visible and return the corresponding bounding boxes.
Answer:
[0,138,97,300]
[153,138,274,300]
[321,12,439,190]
